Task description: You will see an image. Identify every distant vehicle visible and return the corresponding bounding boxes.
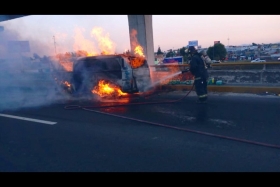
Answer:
[278,57,280,61]
[251,58,266,63]
[211,60,221,63]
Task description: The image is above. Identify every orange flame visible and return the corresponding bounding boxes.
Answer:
[92,80,127,98]
[130,29,145,57]
[61,80,73,93]
[52,27,132,73]
[129,56,145,69]
[63,81,71,88]
[127,29,146,68]
[59,61,73,72]
[76,50,89,57]
[53,53,73,72]
[134,45,145,57]
[73,27,99,56]
[91,27,116,55]
[52,26,119,59]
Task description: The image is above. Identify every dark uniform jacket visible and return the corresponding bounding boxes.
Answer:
[189,52,209,79]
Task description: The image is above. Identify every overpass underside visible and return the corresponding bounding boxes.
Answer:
[0,15,28,22]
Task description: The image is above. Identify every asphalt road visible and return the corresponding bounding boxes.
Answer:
[1,91,280,172]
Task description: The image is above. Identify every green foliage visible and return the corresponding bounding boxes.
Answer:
[165,50,174,57]
[207,43,227,60]
[179,47,187,56]
[157,46,163,55]
[183,55,189,63]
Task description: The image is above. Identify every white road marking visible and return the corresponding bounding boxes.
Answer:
[0,113,57,125]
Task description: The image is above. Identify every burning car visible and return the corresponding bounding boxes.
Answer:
[70,54,152,97]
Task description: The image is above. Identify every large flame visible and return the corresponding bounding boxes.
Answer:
[72,26,116,56]
[128,29,146,68]
[130,29,145,57]
[91,27,116,55]
[53,26,119,71]
[92,80,127,98]
[73,27,99,56]
[52,27,149,77]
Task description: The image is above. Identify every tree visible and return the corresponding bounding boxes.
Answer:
[165,49,174,57]
[179,47,187,56]
[178,47,189,63]
[207,43,227,61]
[157,46,163,55]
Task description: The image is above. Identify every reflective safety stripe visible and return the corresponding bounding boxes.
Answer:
[195,77,201,80]
[198,94,207,98]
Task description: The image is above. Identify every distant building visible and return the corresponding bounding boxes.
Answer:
[155,53,164,64]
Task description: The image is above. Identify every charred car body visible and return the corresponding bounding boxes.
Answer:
[70,54,152,96]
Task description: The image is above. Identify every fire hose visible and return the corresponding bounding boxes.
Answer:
[64,71,280,150]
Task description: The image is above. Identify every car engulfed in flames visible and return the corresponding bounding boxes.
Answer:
[62,54,152,100]
[50,28,156,100]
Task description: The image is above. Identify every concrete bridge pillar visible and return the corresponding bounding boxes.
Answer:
[127,15,154,67]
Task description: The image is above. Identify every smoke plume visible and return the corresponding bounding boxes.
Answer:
[0,24,71,111]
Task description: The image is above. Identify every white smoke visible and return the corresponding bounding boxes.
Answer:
[0,22,71,111]
[0,58,72,111]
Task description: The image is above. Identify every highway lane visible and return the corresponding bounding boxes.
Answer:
[1,91,280,171]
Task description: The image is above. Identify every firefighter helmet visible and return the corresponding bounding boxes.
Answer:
[185,46,197,54]
[188,46,197,52]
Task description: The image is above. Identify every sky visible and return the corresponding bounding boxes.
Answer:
[1,15,280,57]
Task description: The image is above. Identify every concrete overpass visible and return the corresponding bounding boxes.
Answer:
[0,15,155,66]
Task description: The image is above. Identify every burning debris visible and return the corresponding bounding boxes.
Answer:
[61,81,74,93]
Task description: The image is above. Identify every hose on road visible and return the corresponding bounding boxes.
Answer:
[64,83,280,150]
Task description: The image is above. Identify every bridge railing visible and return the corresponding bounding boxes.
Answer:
[149,62,280,85]
[150,61,280,71]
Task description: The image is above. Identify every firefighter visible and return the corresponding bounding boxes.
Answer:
[187,46,209,103]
